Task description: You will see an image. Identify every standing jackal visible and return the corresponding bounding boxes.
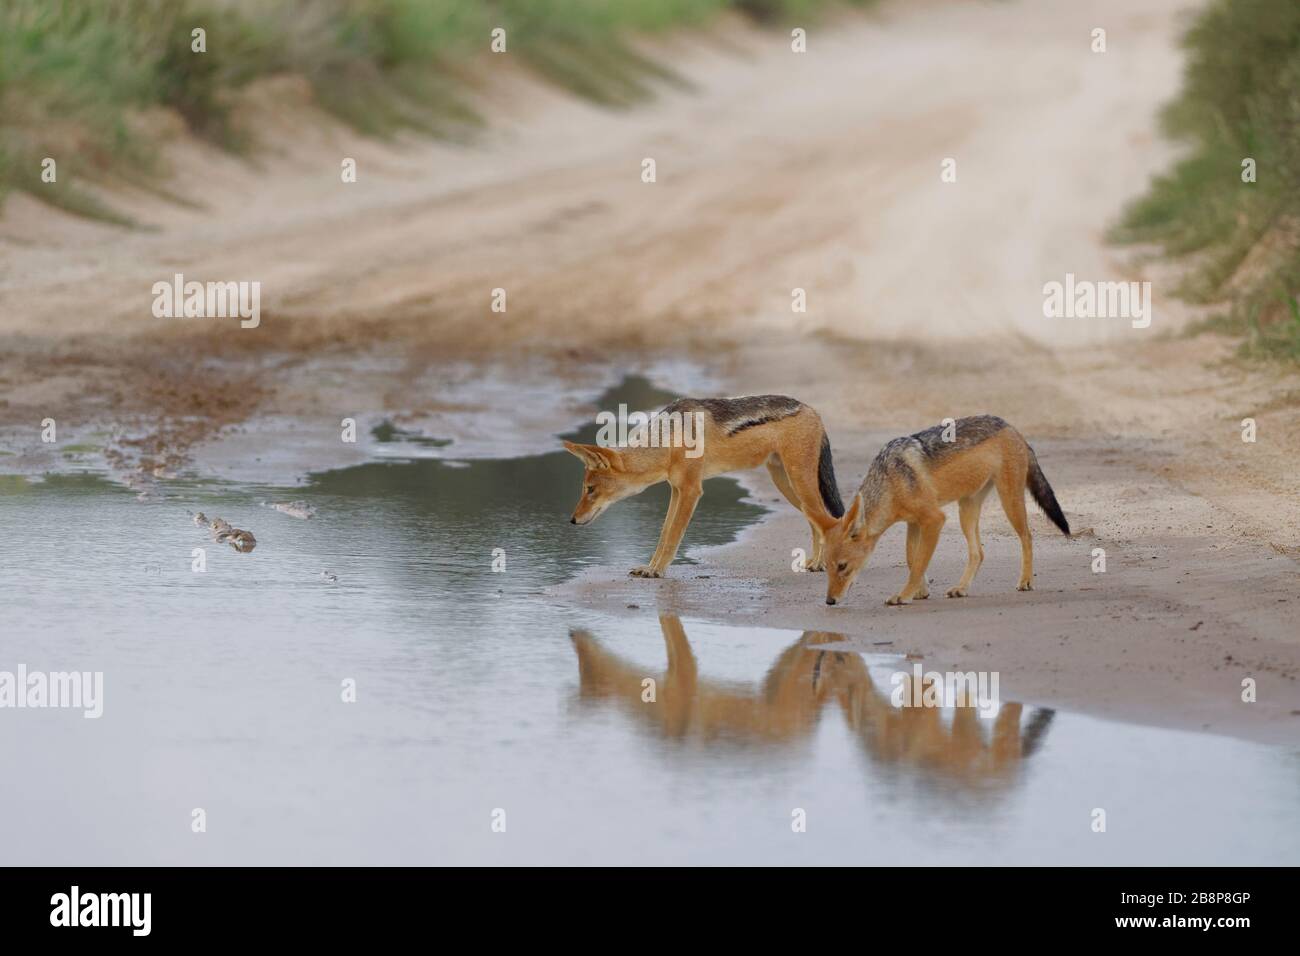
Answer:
[822,415,1070,606]
[565,395,844,578]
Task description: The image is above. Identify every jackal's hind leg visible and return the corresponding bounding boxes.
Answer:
[995,470,1034,591]
[766,458,824,571]
[777,445,838,567]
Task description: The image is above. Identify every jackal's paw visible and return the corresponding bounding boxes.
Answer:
[915,588,930,600]
[803,560,826,573]
[1016,581,1033,592]
[945,586,968,599]
[629,565,663,579]
[885,594,911,607]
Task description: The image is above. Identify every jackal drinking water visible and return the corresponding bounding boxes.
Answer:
[822,415,1070,606]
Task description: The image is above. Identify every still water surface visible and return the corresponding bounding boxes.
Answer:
[2,382,1297,865]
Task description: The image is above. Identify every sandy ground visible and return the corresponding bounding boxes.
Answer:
[1,0,1297,738]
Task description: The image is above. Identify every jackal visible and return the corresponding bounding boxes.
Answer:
[565,395,844,577]
[822,415,1070,606]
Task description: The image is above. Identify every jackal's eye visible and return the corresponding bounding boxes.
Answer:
[836,562,848,574]
[586,485,596,495]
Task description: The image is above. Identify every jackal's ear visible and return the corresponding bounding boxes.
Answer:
[843,492,866,534]
[562,440,622,470]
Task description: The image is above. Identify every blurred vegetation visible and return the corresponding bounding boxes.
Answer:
[1111,0,1300,362]
[0,0,868,222]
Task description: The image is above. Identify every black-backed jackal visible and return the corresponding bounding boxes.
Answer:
[823,415,1070,606]
[565,395,844,578]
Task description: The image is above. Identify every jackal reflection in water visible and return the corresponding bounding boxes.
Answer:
[569,615,1053,787]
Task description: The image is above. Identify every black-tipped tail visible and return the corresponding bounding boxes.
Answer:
[818,433,845,518]
[1026,450,1070,536]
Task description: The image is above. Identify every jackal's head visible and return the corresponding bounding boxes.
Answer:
[823,493,879,605]
[563,440,637,525]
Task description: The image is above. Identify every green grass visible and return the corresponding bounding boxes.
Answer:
[0,0,861,223]
[1111,0,1300,362]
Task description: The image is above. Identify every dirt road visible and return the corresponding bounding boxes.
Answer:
[1,0,1214,352]
[1,0,1297,736]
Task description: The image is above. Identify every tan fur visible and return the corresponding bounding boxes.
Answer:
[824,427,1047,606]
[570,616,1046,785]
[565,403,836,578]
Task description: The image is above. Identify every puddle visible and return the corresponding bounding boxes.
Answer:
[370,420,453,448]
[2,377,1298,864]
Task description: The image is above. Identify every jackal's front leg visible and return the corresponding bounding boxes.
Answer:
[632,481,701,578]
[630,486,680,578]
[946,492,987,598]
[804,520,827,572]
[904,522,930,599]
[887,514,943,605]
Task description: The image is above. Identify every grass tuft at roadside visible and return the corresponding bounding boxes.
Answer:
[1110,0,1300,362]
[0,0,869,223]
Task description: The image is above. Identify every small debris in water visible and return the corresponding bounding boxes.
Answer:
[266,500,315,520]
[627,603,639,609]
[1190,621,1203,631]
[190,511,257,552]
[320,571,338,583]
[211,518,257,552]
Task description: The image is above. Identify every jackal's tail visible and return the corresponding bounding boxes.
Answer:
[1026,449,1070,537]
[818,433,845,518]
